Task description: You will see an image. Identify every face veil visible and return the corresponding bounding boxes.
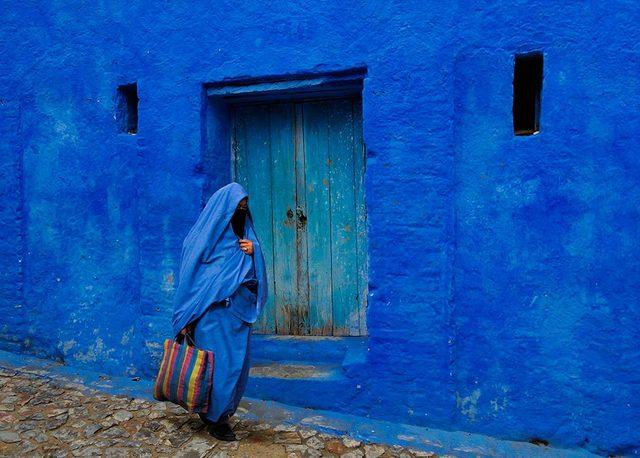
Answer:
[230,207,248,238]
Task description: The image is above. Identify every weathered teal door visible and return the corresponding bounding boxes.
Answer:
[232,98,367,336]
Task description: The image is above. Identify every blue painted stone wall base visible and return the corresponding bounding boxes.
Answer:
[0,350,596,458]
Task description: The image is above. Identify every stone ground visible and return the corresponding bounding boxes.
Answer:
[0,366,440,458]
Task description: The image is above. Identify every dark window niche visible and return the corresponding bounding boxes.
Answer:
[513,52,543,136]
[116,83,138,134]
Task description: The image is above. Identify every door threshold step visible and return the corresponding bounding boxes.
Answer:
[249,360,342,380]
[251,334,368,366]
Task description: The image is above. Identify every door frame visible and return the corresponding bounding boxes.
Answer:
[202,69,369,336]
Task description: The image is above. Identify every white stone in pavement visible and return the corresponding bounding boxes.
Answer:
[176,437,217,457]
[364,444,386,458]
[113,410,133,422]
[306,435,325,450]
[343,436,362,448]
[341,450,364,458]
[299,428,316,439]
[0,431,20,443]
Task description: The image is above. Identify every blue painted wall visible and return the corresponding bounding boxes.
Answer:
[1,1,638,454]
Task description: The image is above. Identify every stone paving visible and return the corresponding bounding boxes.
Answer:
[0,366,439,458]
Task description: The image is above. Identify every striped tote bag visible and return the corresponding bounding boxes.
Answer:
[153,336,214,413]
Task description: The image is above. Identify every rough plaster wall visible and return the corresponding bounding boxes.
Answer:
[0,99,27,352]
[0,1,638,454]
[451,4,640,453]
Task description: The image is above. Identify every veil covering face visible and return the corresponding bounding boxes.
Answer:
[171,182,268,336]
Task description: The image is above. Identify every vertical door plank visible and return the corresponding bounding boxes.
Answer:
[352,99,368,336]
[301,101,333,335]
[233,107,251,194]
[327,99,360,335]
[235,105,276,333]
[293,104,310,335]
[269,104,301,334]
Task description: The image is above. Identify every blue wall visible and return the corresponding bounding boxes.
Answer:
[1,1,638,454]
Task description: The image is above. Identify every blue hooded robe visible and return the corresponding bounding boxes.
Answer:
[171,182,268,422]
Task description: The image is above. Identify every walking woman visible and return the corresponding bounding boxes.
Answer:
[171,182,268,441]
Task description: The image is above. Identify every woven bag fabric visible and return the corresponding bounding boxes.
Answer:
[153,338,214,413]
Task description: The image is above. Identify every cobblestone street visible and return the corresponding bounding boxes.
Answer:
[0,366,437,458]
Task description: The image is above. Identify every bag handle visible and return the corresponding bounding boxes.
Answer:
[175,331,196,347]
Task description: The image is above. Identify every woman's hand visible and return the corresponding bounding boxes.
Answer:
[239,239,254,255]
[180,323,195,336]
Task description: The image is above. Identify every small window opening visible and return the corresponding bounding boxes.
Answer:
[116,83,138,134]
[513,52,543,135]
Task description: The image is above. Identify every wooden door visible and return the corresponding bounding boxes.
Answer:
[232,98,367,336]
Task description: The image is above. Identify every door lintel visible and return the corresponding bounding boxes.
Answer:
[205,68,366,104]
